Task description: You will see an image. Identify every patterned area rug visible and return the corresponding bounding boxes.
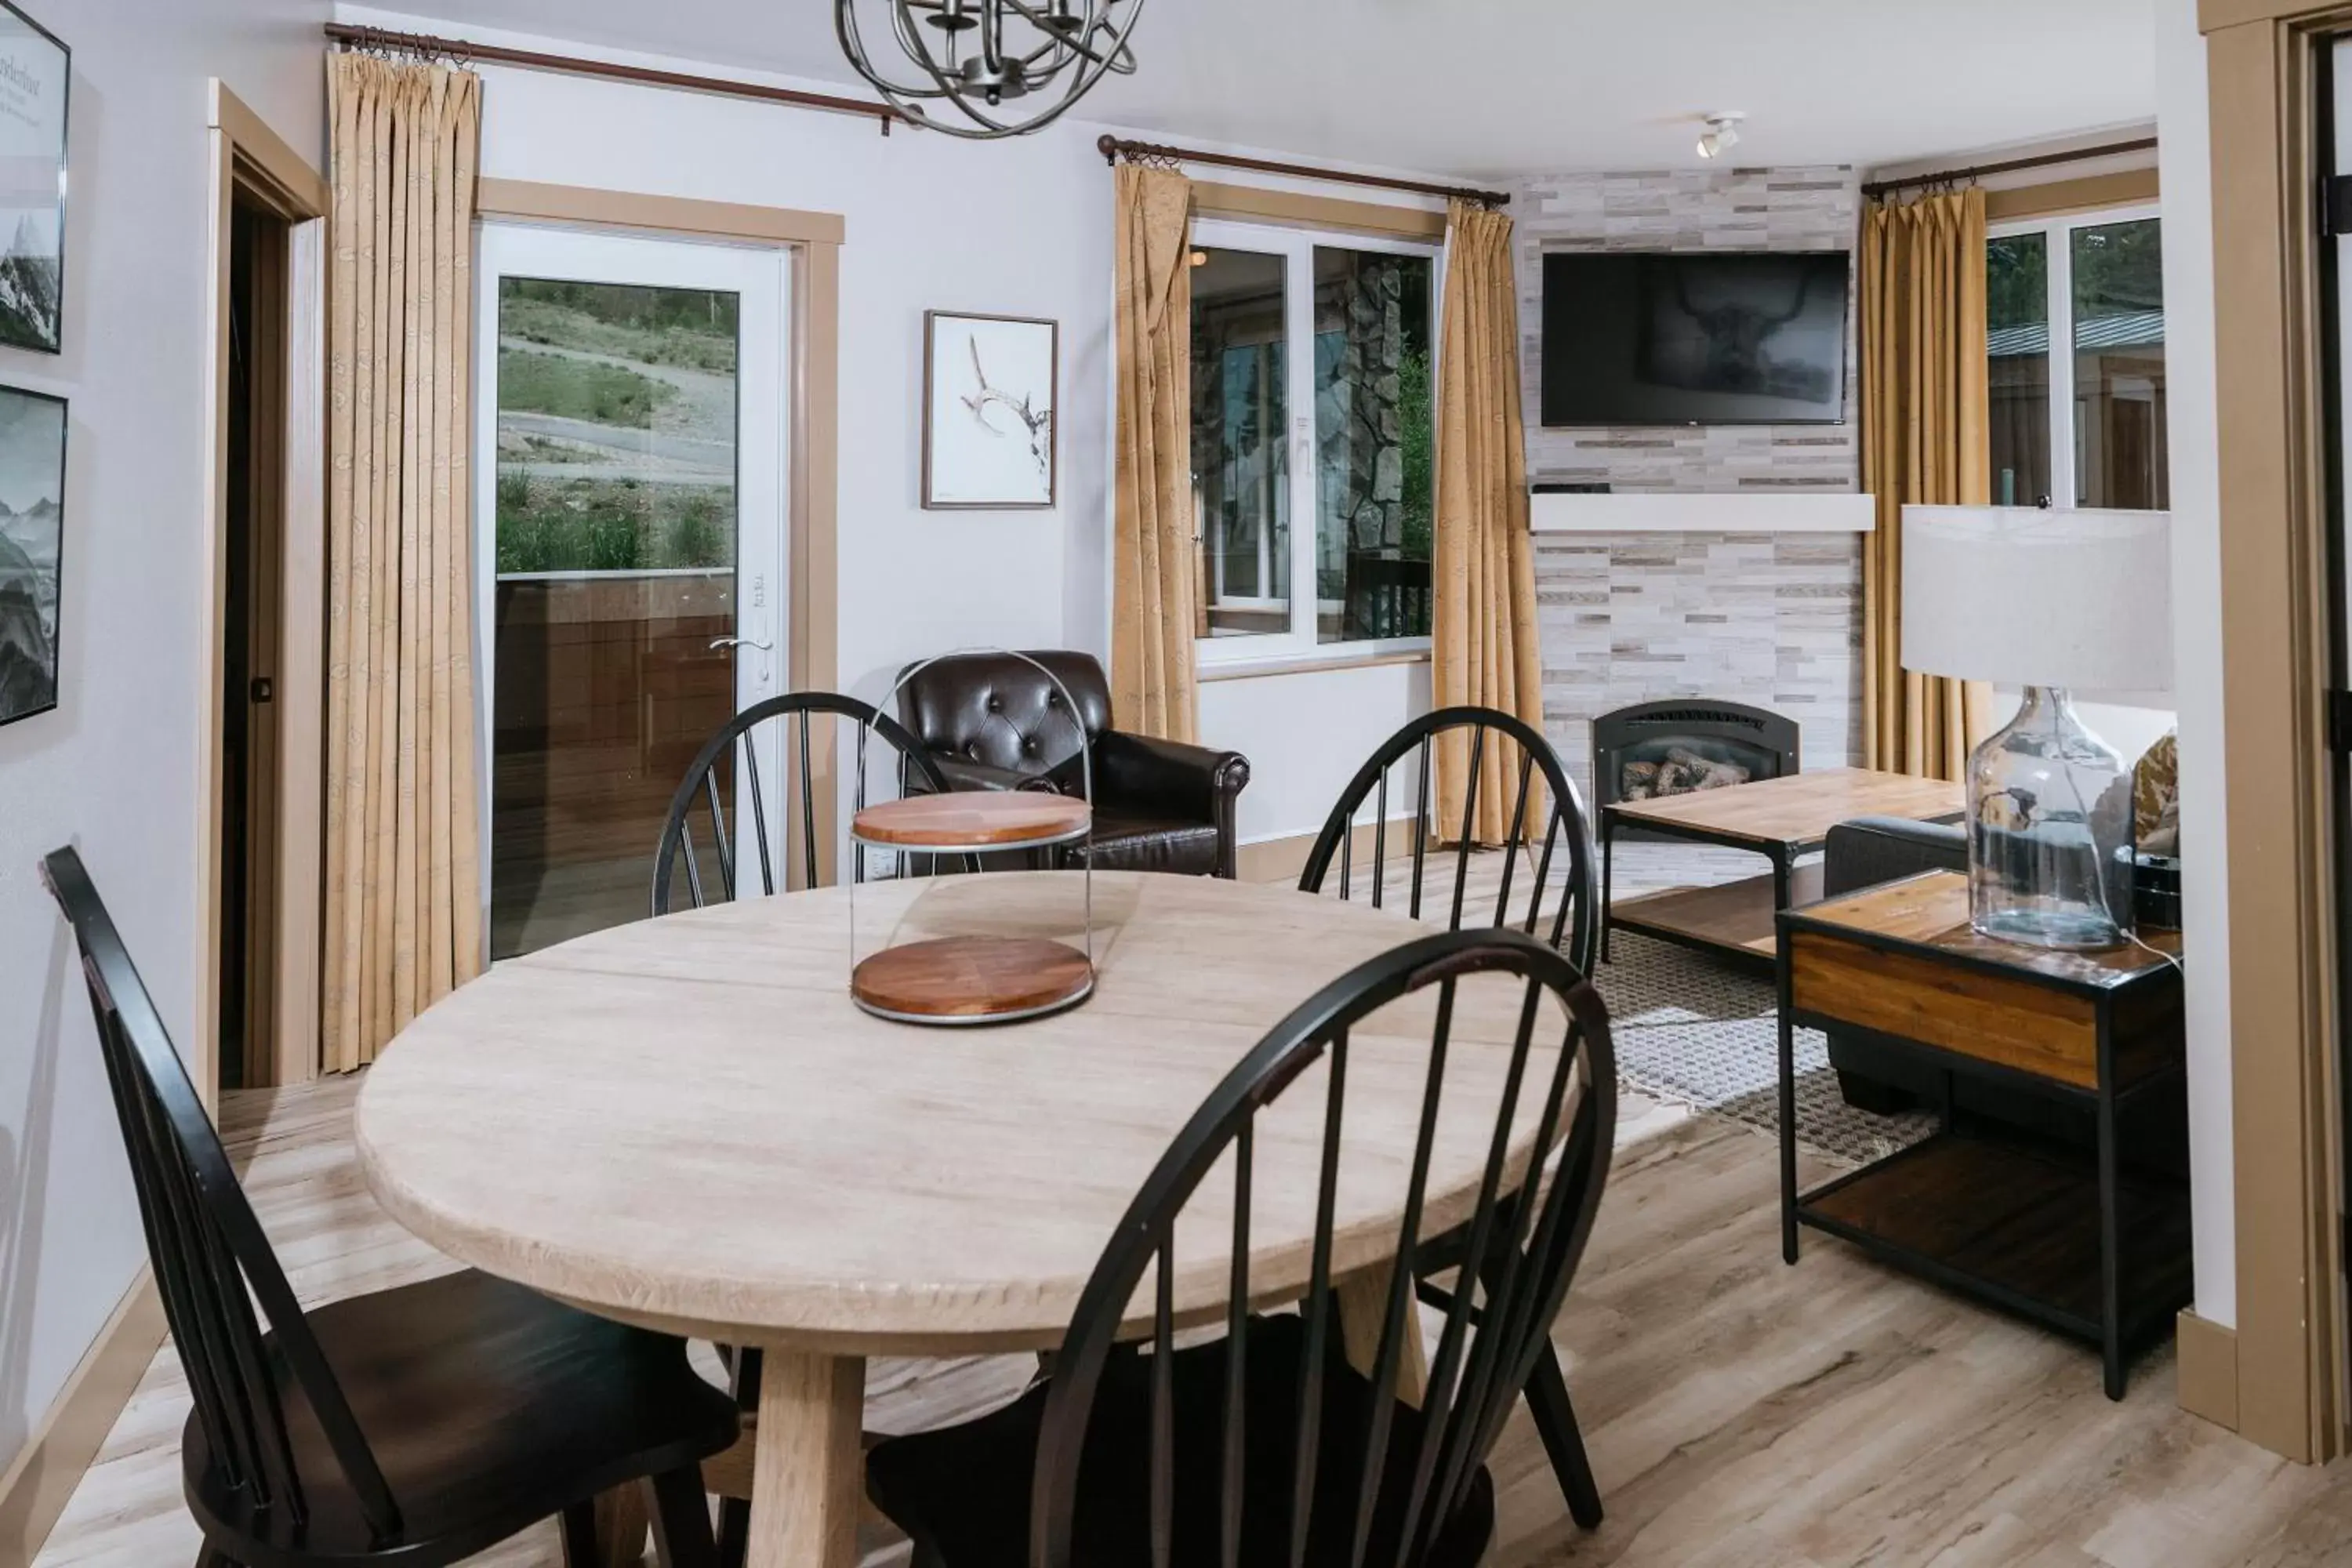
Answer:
[1595,927,1936,1166]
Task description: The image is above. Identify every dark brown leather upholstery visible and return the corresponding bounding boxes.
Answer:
[896,651,1250,878]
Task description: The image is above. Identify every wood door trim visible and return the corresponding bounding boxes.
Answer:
[477,178,846,247]
[2203,4,2347,1461]
[481,180,844,886]
[199,84,326,1102]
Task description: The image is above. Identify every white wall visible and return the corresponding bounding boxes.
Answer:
[339,5,1121,706]
[2156,0,2234,1328]
[342,4,1443,845]
[0,0,326,1481]
[1202,661,1433,845]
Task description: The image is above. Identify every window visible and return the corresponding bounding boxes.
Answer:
[1189,220,1441,659]
[1987,207,2167,510]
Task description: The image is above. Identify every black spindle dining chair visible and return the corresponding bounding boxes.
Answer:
[864,925,1617,1568]
[652,690,972,916]
[1298,707,1599,978]
[39,846,737,1568]
[1297,706,1606,1529]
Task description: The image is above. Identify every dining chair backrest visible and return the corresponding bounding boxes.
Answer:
[1031,925,1617,1568]
[1298,708,1600,975]
[38,847,403,1544]
[651,690,961,915]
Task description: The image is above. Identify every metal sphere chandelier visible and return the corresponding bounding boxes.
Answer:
[836,0,1146,140]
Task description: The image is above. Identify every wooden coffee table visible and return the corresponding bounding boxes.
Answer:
[1601,766,1965,973]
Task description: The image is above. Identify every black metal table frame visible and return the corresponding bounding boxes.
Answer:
[1602,802,1967,975]
[1598,809,1804,973]
[1773,914,2189,1400]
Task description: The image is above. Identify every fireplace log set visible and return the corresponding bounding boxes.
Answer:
[1621,746,1755,800]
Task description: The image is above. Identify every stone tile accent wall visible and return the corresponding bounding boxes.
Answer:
[1510,166,1867,794]
[1535,531,1862,795]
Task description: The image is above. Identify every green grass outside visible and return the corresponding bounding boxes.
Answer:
[500,290,739,376]
[495,470,734,574]
[498,347,673,429]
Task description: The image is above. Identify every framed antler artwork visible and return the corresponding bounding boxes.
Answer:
[922,310,1058,510]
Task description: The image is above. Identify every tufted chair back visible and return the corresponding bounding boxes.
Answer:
[895,651,1113,788]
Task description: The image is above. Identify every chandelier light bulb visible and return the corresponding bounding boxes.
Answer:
[837,0,1147,140]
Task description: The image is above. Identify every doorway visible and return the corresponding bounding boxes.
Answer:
[473,223,790,960]
[216,191,293,1091]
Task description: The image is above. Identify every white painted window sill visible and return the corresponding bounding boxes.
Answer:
[1197,644,1432,683]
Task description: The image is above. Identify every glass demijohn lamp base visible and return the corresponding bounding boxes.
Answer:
[1965,687,2136,952]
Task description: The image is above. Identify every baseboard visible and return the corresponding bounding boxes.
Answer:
[1236,816,1420,887]
[2176,1308,2240,1432]
[0,1270,165,1565]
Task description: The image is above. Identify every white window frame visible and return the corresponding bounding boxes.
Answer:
[1189,216,1445,667]
[1987,201,2164,510]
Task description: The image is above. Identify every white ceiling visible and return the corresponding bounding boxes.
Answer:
[421,0,2160,177]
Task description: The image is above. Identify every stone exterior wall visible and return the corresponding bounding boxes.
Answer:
[1508,165,1867,797]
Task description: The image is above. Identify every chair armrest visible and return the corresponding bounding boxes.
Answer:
[1822,815,1968,898]
[1093,730,1252,822]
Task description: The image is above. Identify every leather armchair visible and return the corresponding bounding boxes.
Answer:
[895,651,1251,879]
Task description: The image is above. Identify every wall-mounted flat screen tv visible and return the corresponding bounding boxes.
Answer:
[1540,250,1851,426]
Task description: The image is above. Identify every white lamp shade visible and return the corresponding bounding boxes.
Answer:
[1900,506,2173,697]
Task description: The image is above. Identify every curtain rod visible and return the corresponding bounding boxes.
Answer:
[1098,135,1508,208]
[1861,136,2158,200]
[322,23,906,134]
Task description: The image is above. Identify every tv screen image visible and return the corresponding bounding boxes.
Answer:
[1540,251,1851,427]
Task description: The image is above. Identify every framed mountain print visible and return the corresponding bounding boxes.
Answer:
[923,311,1058,510]
[0,2,66,355]
[0,383,64,725]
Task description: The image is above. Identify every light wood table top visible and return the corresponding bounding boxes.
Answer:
[357,871,1560,1357]
[1604,766,1965,851]
[1789,869,2182,991]
[360,871,1569,1568]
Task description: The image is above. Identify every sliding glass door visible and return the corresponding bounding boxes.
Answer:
[474,223,789,960]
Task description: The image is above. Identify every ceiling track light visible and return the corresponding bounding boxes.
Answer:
[1697,112,1745,162]
[837,0,1147,140]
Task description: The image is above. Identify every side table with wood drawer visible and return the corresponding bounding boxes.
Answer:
[1774,870,2190,1399]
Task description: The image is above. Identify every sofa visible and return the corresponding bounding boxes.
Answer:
[894,651,1251,879]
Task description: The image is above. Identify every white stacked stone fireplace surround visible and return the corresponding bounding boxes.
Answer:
[1512,163,1869,800]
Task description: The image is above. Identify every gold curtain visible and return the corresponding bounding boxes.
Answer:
[1110,164,1200,742]
[1860,188,1994,780]
[322,55,485,1072]
[1433,199,1544,844]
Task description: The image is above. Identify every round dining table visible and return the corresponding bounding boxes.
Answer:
[358,869,1561,1568]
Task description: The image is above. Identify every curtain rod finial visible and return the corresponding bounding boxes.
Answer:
[1098,133,1119,165]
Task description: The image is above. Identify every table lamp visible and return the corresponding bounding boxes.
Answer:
[1901,505,2173,950]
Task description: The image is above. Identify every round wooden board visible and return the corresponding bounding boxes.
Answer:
[851,935,1093,1024]
[852,792,1091,850]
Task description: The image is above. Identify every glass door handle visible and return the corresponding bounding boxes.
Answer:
[710,636,775,652]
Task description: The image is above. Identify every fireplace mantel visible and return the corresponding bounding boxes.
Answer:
[1529,492,1877,534]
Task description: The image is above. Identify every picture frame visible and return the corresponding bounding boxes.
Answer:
[0,382,66,727]
[0,1,67,355]
[922,310,1058,510]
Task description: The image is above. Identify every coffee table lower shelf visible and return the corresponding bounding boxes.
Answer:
[1795,1130,2192,1367]
[1609,861,1824,973]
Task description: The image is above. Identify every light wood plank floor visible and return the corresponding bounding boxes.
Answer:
[37,844,2352,1566]
[35,1082,2352,1568]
